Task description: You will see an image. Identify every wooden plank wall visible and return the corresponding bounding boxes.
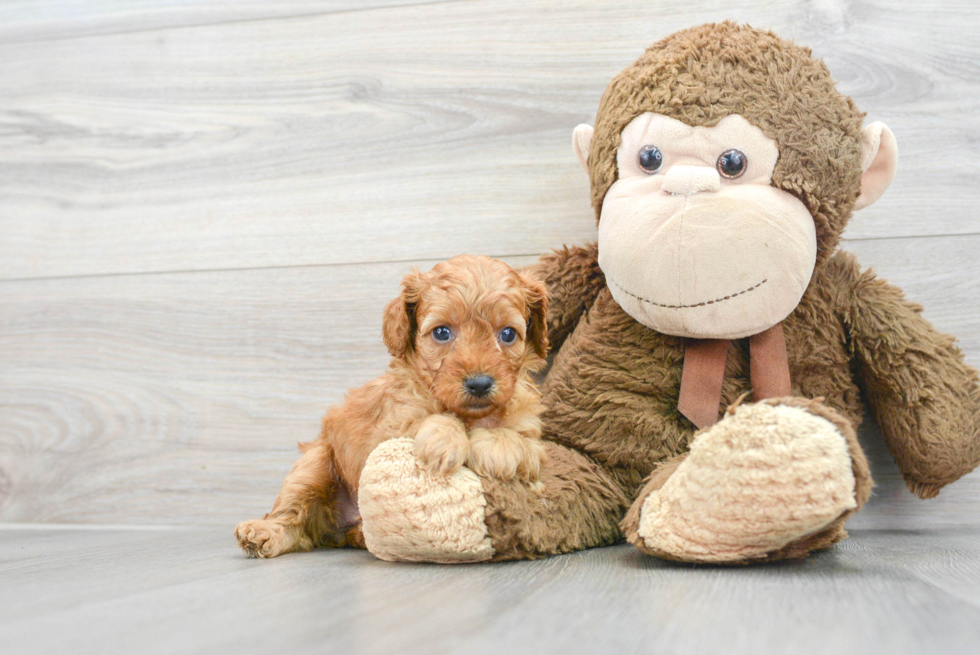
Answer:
[1,0,978,528]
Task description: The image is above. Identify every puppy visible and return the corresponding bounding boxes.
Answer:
[235,255,549,558]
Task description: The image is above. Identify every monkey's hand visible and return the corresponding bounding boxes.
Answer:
[413,414,470,477]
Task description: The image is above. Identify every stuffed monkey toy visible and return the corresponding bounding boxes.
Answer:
[356,22,980,564]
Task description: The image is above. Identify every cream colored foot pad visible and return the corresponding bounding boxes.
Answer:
[359,438,494,563]
[639,403,857,562]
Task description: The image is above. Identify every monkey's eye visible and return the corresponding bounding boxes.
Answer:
[637,145,664,174]
[499,327,518,344]
[717,149,747,179]
[432,326,453,343]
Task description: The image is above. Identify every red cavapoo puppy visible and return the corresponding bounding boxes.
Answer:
[235,255,548,558]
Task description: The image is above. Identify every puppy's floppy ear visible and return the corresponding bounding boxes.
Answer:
[382,268,426,358]
[520,272,549,360]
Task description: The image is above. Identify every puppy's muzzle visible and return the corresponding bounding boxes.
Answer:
[463,375,495,399]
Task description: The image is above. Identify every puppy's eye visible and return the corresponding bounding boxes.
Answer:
[638,145,663,174]
[432,326,453,343]
[499,327,518,344]
[717,149,747,179]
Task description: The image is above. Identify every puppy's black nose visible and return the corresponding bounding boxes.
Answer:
[463,375,495,398]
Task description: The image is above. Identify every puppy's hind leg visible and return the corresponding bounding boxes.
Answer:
[235,442,355,558]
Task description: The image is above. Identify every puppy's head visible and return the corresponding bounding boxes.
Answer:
[382,255,548,419]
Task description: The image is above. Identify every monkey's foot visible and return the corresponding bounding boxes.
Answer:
[625,398,870,564]
[358,438,494,563]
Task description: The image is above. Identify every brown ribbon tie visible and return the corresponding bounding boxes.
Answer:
[677,322,792,430]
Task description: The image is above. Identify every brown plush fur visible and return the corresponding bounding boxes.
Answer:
[467,23,980,562]
[235,255,549,558]
[482,440,630,561]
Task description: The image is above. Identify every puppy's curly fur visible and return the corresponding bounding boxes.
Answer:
[235,255,549,558]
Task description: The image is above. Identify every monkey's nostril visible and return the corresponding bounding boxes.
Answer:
[463,375,495,398]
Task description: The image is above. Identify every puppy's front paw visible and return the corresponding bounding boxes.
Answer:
[523,439,548,483]
[235,519,292,558]
[414,414,469,477]
[467,429,547,483]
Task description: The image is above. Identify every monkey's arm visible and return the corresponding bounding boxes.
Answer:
[837,252,980,498]
[525,243,605,353]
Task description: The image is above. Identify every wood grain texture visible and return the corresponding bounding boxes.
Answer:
[1,239,978,527]
[1,0,979,280]
[0,528,978,655]
[0,0,459,43]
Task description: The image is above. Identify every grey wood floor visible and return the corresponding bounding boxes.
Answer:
[2,0,980,652]
[2,526,979,655]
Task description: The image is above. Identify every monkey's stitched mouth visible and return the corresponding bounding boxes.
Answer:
[610,278,768,309]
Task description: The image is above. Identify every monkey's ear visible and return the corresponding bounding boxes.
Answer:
[572,124,594,173]
[854,122,898,211]
[520,272,549,360]
[382,269,426,359]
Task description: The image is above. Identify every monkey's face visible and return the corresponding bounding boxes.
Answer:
[595,113,816,340]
